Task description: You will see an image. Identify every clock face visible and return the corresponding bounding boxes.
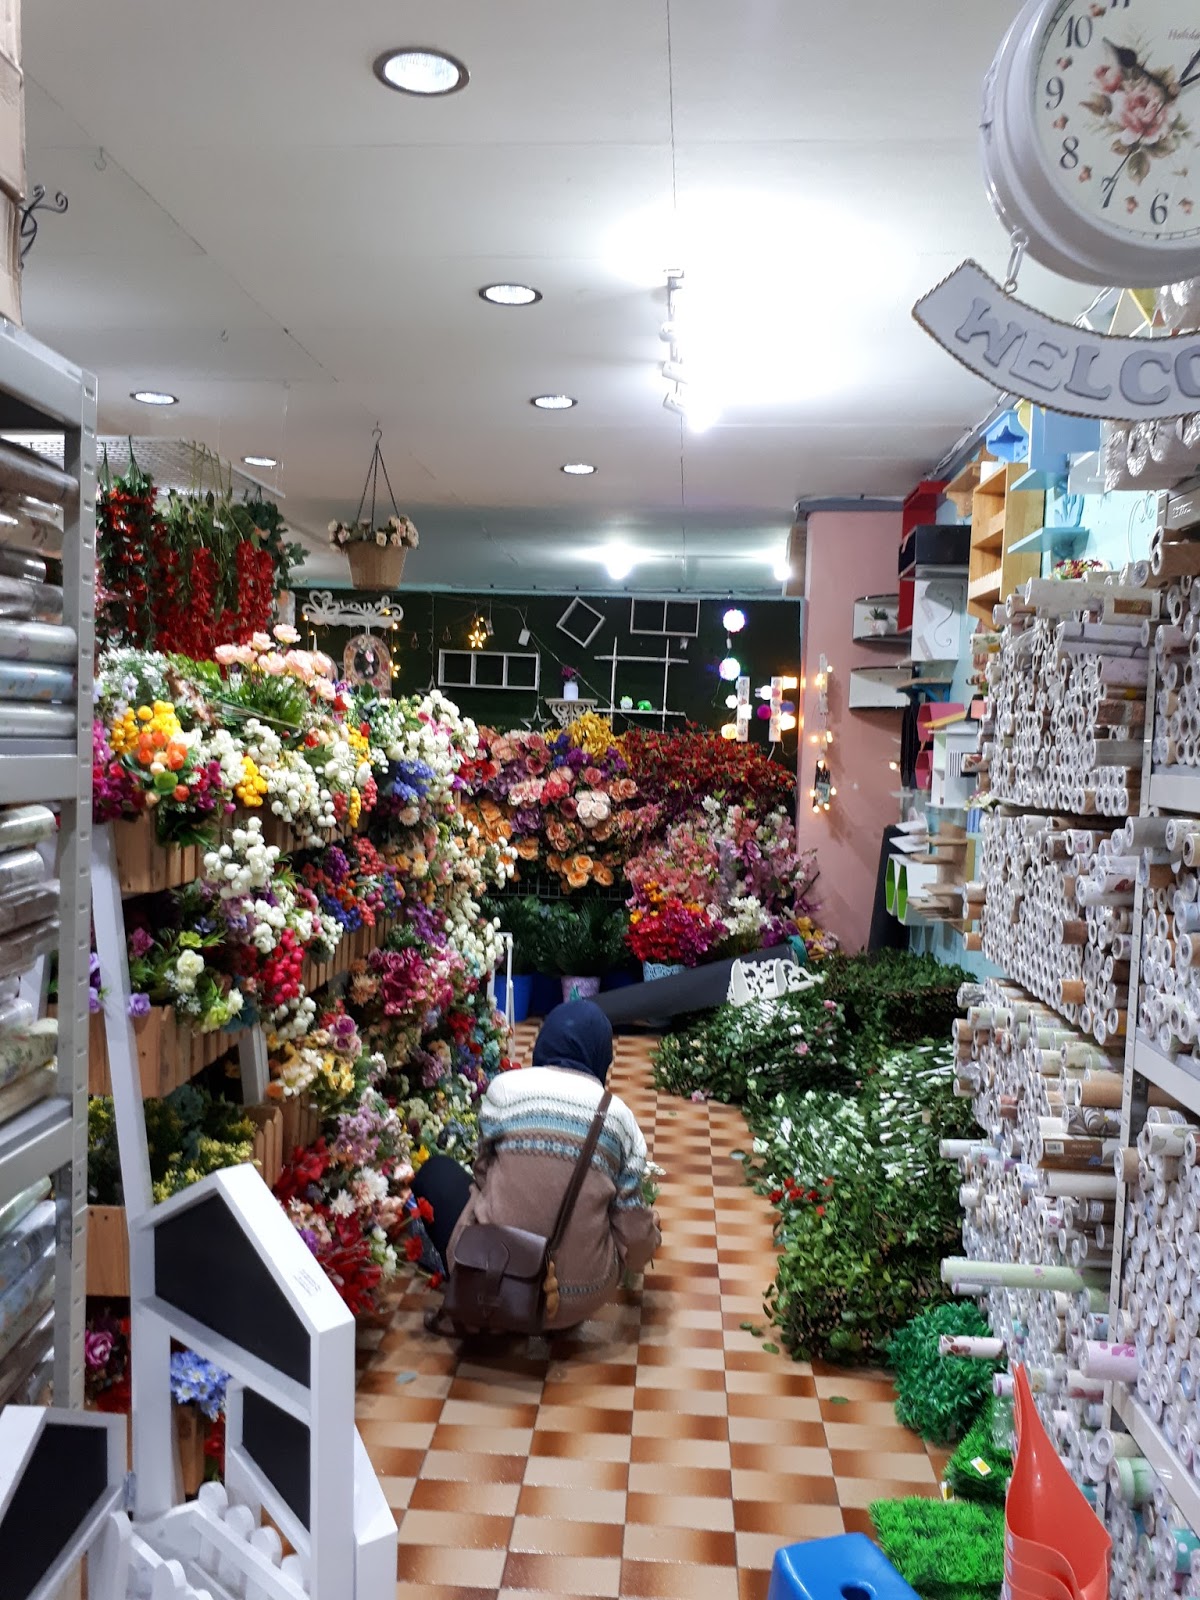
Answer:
[1032,0,1200,243]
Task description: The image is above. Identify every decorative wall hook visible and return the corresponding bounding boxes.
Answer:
[19,185,69,264]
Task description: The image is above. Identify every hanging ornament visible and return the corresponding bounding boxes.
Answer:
[467,615,488,650]
[722,608,746,634]
[812,757,835,812]
[718,656,741,682]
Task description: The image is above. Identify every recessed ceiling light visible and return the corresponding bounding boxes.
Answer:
[561,463,596,476]
[479,283,542,307]
[242,454,278,468]
[131,390,177,406]
[531,394,577,410]
[373,49,469,97]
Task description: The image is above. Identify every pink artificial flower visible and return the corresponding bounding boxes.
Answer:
[1114,85,1170,146]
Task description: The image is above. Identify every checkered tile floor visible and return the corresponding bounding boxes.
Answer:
[355,1030,948,1599]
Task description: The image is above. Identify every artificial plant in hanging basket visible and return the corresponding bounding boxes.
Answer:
[330,427,419,591]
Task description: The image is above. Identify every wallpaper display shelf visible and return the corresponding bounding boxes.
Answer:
[0,323,96,1415]
[967,462,1045,622]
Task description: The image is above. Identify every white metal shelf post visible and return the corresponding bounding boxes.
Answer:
[0,321,97,1412]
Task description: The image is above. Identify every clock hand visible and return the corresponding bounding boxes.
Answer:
[1104,38,1174,100]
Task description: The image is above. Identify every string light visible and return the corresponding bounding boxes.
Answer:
[720,722,738,740]
[718,656,741,682]
[467,614,488,649]
[722,608,746,634]
[808,657,835,813]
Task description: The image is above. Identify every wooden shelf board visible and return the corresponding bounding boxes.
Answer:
[968,570,1003,601]
[1007,524,1090,556]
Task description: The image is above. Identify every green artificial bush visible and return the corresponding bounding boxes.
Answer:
[869,1497,1005,1600]
[653,987,851,1103]
[820,950,972,1065]
[887,1303,1002,1444]
[945,1397,1012,1504]
[751,1044,976,1362]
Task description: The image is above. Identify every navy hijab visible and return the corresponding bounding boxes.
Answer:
[532,1000,613,1085]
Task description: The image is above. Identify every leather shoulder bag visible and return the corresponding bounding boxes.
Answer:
[435,1089,613,1336]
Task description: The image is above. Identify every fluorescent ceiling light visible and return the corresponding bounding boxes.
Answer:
[561,462,596,476]
[773,557,792,583]
[242,454,278,468]
[662,389,718,434]
[530,394,577,410]
[602,544,635,581]
[131,390,177,406]
[373,49,469,96]
[479,283,542,306]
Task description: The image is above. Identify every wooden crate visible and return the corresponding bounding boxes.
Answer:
[86,1113,287,1298]
[88,1006,237,1098]
[113,813,202,896]
[86,1205,129,1297]
[277,1095,320,1165]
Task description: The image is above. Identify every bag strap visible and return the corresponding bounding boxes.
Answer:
[548,1090,612,1256]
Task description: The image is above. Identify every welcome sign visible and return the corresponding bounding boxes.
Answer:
[914,262,1200,422]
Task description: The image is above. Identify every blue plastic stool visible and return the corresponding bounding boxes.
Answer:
[766,1534,920,1600]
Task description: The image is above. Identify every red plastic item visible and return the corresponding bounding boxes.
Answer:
[1007,1366,1111,1600]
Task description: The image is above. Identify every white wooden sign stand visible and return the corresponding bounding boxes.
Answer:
[0,833,399,1599]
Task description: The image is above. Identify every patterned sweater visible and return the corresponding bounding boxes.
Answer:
[447,1065,661,1330]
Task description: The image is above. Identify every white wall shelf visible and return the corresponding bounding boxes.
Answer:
[1131,1030,1200,1121]
[1113,1390,1200,1537]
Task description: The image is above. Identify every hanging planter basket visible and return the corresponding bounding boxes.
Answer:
[332,426,419,593]
[346,542,407,590]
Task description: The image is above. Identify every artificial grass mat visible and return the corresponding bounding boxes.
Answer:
[945,1397,1011,1505]
[869,1497,1005,1600]
[887,1303,1001,1444]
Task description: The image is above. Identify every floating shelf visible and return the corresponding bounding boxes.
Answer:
[968,570,1002,602]
[1006,524,1090,556]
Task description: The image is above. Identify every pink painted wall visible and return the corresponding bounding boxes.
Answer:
[796,510,903,953]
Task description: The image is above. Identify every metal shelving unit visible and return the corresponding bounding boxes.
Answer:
[0,321,97,1410]
[1113,1390,1200,1537]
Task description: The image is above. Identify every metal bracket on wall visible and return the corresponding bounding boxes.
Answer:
[19,185,69,264]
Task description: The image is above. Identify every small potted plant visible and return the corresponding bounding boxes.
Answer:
[626,896,717,981]
[869,605,892,637]
[548,901,620,1004]
[561,665,580,702]
[329,514,419,591]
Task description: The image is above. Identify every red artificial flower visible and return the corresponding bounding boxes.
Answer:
[769,1188,784,1204]
[404,1234,424,1262]
[416,1197,435,1224]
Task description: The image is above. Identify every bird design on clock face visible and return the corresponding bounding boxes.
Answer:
[1033,0,1200,240]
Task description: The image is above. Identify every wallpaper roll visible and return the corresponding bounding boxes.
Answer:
[0,1177,50,1241]
[0,549,46,584]
[0,1312,52,1409]
[0,1242,54,1354]
[0,704,75,736]
[0,619,77,666]
[0,1063,55,1130]
[0,661,75,703]
[0,850,46,900]
[0,1278,53,1375]
[0,576,63,622]
[0,882,59,939]
[0,1200,55,1294]
[0,921,59,985]
[0,1019,57,1087]
[0,440,77,506]
[0,806,55,852]
[0,997,34,1036]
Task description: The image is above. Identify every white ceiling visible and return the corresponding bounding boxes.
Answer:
[20,1,1100,595]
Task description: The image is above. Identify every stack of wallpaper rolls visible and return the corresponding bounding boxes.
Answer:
[0,1178,55,1407]
[0,437,77,737]
[0,804,60,1136]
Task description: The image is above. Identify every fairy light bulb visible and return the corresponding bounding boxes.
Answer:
[718,656,741,682]
[722,608,746,634]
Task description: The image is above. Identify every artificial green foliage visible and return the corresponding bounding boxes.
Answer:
[653,988,852,1103]
[482,895,549,976]
[751,1044,976,1362]
[819,951,972,1064]
[869,1497,1005,1600]
[540,901,629,977]
[89,1084,255,1206]
[887,1303,1002,1444]
[946,1398,1012,1504]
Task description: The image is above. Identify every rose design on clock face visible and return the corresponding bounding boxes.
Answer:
[1034,0,1200,240]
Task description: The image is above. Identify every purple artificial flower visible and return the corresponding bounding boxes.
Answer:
[298,1228,320,1255]
[127,927,154,959]
[84,1329,114,1370]
[88,990,101,1014]
[128,993,151,1019]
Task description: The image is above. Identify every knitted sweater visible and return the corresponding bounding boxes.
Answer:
[447,1065,661,1330]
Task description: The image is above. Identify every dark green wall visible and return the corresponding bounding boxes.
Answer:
[299,589,802,745]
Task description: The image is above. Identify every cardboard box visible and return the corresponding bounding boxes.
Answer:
[0,50,23,204]
[0,188,19,326]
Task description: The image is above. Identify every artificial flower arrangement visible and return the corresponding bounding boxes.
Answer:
[625,894,719,968]
[463,721,650,891]
[328,514,419,550]
[96,466,304,660]
[88,1085,257,1206]
[619,724,796,825]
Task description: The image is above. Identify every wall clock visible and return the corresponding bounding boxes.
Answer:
[983,0,1200,283]
[343,631,392,696]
